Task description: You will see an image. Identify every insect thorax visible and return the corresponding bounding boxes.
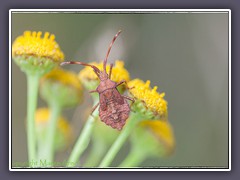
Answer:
[97,79,116,93]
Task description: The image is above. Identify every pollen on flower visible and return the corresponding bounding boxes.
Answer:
[128,79,168,119]
[78,60,130,83]
[12,31,64,62]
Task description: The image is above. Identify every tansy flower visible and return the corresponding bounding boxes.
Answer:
[40,68,82,163]
[128,79,168,120]
[12,30,65,163]
[137,120,175,156]
[12,31,64,76]
[120,119,175,167]
[78,60,130,92]
[40,68,83,108]
[35,108,73,151]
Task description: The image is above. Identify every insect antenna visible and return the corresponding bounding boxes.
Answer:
[103,30,122,74]
[61,61,100,78]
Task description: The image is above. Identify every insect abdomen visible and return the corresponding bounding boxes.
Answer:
[99,100,130,130]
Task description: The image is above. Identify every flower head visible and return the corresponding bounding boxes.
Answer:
[12,31,64,61]
[43,67,82,90]
[40,68,83,108]
[12,31,64,76]
[128,79,168,120]
[139,120,175,154]
[129,119,175,161]
[35,108,73,151]
[78,60,130,92]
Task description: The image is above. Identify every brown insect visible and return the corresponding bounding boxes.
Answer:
[61,30,134,130]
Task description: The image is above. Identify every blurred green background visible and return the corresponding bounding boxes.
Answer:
[11,12,229,167]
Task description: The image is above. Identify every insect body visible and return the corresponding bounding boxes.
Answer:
[61,30,134,130]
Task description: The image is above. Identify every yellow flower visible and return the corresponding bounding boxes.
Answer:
[139,120,175,155]
[120,119,175,167]
[40,68,83,108]
[12,31,64,62]
[78,60,130,91]
[42,68,82,91]
[35,108,73,150]
[123,119,175,167]
[128,79,168,120]
[12,31,64,76]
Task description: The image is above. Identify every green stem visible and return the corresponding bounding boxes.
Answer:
[37,137,46,163]
[119,150,145,167]
[84,138,106,167]
[26,75,40,166]
[44,104,62,164]
[67,105,98,167]
[99,113,140,167]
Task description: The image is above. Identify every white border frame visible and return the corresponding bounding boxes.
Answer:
[9,9,231,171]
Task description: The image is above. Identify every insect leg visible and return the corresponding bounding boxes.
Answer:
[89,90,98,93]
[122,95,135,112]
[122,95,135,103]
[109,63,113,79]
[115,80,134,89]
[115,80,126,87]
[91,102,99,115]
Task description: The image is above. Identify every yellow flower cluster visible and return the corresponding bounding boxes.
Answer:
[35,108,72,141]
[128,79,168,119]
[12,31,64,62]
[78,60,130,83]
[42,68,82,91]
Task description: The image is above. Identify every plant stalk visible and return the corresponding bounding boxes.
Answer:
[99,113,139,167]
[67,103,98,167]
[119,150,145,167]
[44,104,62,164]
[26,75,40,166]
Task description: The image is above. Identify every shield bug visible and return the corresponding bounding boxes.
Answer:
[61,30,134,130]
